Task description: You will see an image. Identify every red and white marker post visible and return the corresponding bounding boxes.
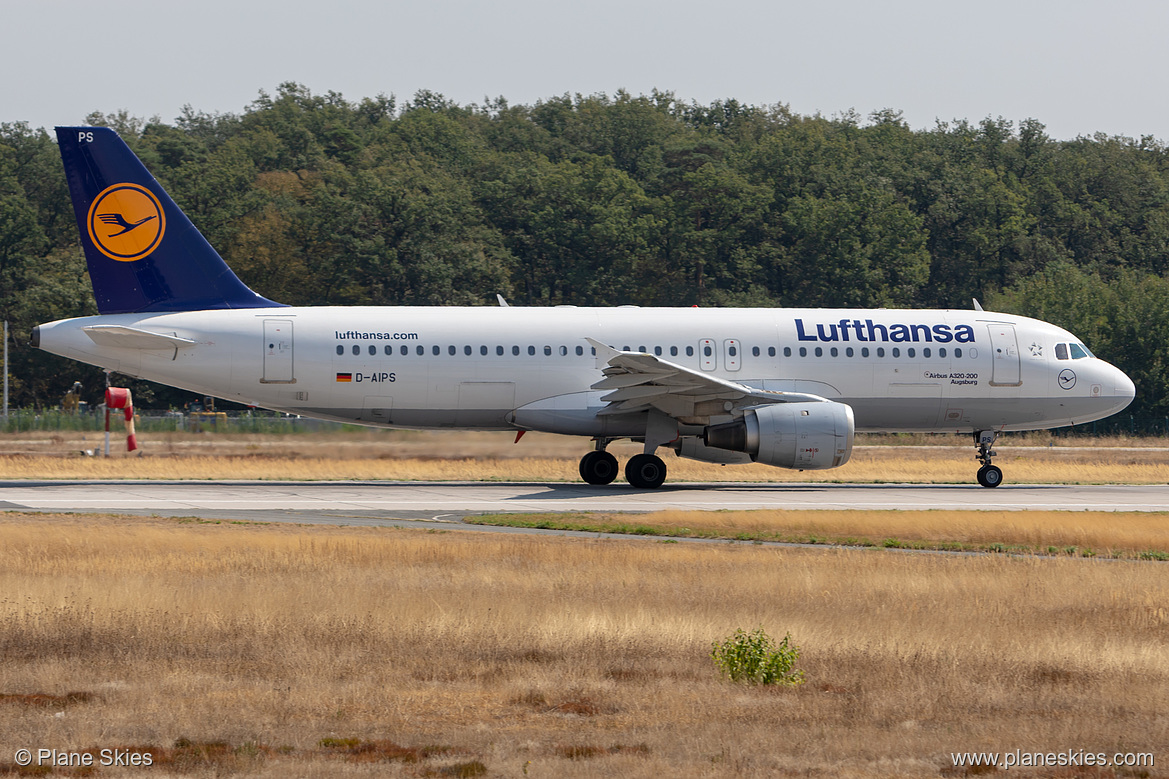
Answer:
[104,387,138,452]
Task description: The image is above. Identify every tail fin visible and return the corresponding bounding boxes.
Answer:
[55,126,284,314]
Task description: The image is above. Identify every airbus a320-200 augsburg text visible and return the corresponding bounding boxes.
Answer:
[34,127,1135,488]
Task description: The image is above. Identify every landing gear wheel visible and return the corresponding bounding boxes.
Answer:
[579,450,619,485]
[625,453,667,489]
[977,464,1003,488]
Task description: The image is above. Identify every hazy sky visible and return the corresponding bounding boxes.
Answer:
[3,0,1166,141]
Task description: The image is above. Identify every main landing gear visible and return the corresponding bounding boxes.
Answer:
[625,453,667,489]
[578,442,668,489]
[974,430,1003,488]
[579,448,619,485]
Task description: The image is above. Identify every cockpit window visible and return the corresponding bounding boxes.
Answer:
[1055,343,1068,360]
[1069,343,1091,359]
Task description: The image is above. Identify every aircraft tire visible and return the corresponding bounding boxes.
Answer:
[976,464,1003,488]
[579,451,619,485]
[626,453,667,489]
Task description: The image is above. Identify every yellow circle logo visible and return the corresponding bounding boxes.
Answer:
[87,183,166,262]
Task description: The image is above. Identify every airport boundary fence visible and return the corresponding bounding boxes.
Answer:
[0,409,356,434]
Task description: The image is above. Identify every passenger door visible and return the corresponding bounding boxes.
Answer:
[987,324,1021,386]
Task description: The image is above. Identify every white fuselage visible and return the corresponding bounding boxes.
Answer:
[34,306,1135,435]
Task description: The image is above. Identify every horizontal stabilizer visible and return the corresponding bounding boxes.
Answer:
[82,325,198,350]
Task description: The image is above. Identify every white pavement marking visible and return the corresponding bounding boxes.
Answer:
[1,481,1168,514]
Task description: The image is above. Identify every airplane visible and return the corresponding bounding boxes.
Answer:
[33,126,1135,489]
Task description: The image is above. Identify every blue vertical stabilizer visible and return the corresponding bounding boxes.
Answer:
[55,126,284,314]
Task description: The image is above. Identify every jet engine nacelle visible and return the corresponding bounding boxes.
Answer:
[673,437,754,465]
[703,401,854,470]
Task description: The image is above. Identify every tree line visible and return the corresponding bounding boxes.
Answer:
[1,83,1167,418]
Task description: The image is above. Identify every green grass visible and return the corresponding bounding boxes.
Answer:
[463,512,1169,561]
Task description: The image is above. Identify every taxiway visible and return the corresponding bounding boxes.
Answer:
[1,481,1166,529]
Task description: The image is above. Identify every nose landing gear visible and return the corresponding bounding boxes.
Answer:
[974,430,1003,488]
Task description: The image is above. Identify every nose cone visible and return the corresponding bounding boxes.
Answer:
[1089,361,1136,421]
[1113,364,1136,410]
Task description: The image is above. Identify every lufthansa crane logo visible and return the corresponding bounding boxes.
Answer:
[86,183,166,262]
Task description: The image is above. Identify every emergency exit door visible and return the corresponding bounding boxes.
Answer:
[262,319,295,383]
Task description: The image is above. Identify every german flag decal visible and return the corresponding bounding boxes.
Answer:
[335,373,352,382]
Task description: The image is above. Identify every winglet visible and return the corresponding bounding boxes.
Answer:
[973,298,984,311]
[585,337,621,369]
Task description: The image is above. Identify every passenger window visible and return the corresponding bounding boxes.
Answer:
[512,345,520,356]
[496,346,504,356]
[686,346,694,357]
[728,345,738,357]
[783,347,791,357]
[953,347,961,358]
[845,347,854,357]
[861,347,869,357]
[544,345,552,356]
[560,346,568,356]
[768,347,776,357]
[923,347,931,358]
[336,345,344,355]
[575,345,583,356]
[350,345,359,356]
[638,346,647,353]
[938,348,946,358]
[703,345,712,357]
[401,345,408,356]
[892,348,900,358]
[815,347,823,357]
[384,345,392,356]
[670,346,678,356]
[908,348,916,358]
[752,346,760,357]
[877,347,885,357]
[654,346,663,356]
[830,347,838,357]
[1056,343,1068,360]
[448,345,456,356]
[479,345,487,356]
[528,346,536,356]
[417,345,424,356]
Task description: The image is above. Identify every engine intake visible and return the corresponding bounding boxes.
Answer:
[703,401,854,470]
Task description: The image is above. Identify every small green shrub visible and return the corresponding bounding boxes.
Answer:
[711,627,804,686]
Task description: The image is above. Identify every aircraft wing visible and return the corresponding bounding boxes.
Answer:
[586,338,827,424]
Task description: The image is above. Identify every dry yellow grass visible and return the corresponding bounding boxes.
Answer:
[0,513,1166,777]
[1,444,1167,483]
